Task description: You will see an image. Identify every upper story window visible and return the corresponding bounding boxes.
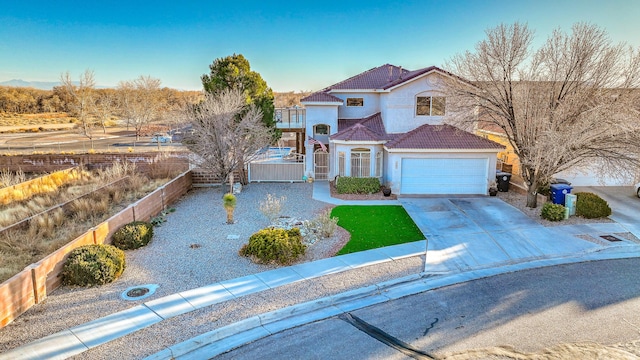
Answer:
[314,124,329,135]
[416,96,446,116]
[346,98,364,107]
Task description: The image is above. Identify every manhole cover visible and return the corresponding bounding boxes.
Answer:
[600,235,622,242]
[121,284,159,301]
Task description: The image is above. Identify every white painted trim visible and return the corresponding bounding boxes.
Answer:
[301,101,342,106]
[332,140,386,145]
[328,89,378,93]
[384,147,502,153]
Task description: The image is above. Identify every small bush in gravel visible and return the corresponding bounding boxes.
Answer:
[541,203,566,222]
[335,177,380,194]
[575,192,611,219]
[239,227,306,265]
[304,209,339,239]
[259,193,286,223]
[62,244,125,286]
[112,221,154,250]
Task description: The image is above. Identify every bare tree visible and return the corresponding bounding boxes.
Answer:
[117,75,164,139]
[184,88,274,192]
[94,89,117,134]
[444,22,640,207]
[60,69,96,141]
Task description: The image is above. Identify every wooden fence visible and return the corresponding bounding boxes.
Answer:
[0,171,192,328]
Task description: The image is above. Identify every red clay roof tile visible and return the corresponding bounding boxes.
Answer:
[300,92,343,103]
[384,124,505,150]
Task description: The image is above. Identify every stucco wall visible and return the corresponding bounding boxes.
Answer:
[381,73,449,133]
[331,93,381,119]
[305,104,339,136]
[476,130,521,176]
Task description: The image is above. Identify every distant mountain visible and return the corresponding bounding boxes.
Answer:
[0,79,63,90]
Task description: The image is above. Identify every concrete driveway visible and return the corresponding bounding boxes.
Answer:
[573,186,640,233]
[400,197,602,273]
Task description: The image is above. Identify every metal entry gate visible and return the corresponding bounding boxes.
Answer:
[314,150,329,180]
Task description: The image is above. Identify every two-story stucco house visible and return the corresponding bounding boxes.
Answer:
[301,64,504,195]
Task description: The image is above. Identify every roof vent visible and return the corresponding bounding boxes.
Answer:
[399,66,403,79]
[388,65,393,81]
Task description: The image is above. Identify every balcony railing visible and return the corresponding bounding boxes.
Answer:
[275,107,305,129]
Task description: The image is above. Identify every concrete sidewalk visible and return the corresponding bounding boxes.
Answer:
[4,182,640,360]
[311,180,400,206]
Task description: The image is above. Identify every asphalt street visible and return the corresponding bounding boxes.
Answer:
[215,258,640,359]
[0,129,184,153]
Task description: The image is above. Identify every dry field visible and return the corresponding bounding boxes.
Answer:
[0,163,174,283]
[0,112,77,127]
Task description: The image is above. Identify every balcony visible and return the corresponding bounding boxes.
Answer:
[275,107,305,130]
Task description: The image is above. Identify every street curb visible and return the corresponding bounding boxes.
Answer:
[145,246,640,359]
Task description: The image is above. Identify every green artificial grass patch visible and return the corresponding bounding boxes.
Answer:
[331,205,425,255]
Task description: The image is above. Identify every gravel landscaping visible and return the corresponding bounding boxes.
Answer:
[0,182,359,355]
[0,182,634,358]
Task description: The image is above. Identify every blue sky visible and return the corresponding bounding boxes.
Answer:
[1,0,639,92]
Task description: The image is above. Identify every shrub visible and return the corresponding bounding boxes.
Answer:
[62,244,125,286]
[536,182,551,196]
[335,177,381,194]
[575,192,612,219]
[304,209,339,239]
[259,193,286,223]
[112,221,154,250]
[239,227,306,265]
[540,203,566,222]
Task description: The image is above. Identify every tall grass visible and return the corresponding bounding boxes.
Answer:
[0,162,174,283]
[0,168,26,188]
[0,168,91,206]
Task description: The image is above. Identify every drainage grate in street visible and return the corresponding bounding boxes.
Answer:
[600,235,622,242]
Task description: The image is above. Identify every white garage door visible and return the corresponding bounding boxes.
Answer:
[400,158,488,195]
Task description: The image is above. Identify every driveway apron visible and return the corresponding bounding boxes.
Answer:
[400,197,600,273]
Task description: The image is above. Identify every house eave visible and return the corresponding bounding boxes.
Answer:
[301,101,342,106]
[384,147,503,153]
[332,140,387,145]
[328,89,382,94]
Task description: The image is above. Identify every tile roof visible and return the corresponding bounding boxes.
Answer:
[330,123,383,142]
[332,113,389,141]
[327,64,453,90]
[301,64,456,103]
[338,119,361,132]
[300,92,343,103]
[384,124,505,150]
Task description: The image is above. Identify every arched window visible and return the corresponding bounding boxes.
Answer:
[351,148,371,177]
[314,124,329,135]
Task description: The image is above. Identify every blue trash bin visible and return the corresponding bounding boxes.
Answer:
[550,183,573,205]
